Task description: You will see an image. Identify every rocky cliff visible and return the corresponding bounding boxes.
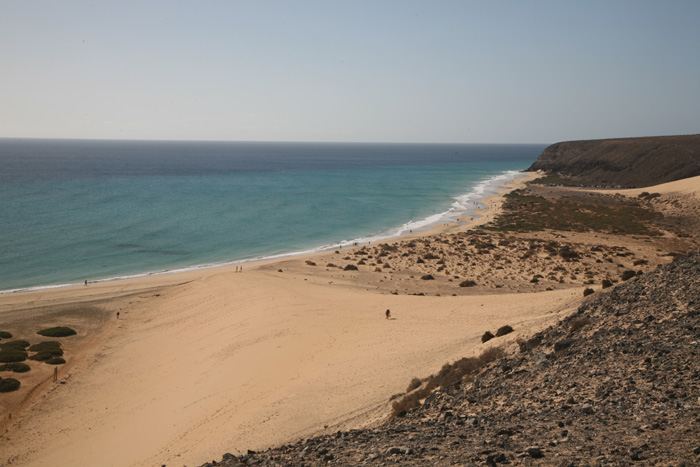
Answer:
[528,134,700,187]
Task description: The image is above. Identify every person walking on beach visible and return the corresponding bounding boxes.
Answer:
[385,309,391,320]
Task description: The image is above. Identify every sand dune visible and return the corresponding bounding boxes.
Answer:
[1,262,581,466]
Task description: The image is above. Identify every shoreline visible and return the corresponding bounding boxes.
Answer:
[4,172,696,467]
[0,169,533,296]
[11,170,697,467]
[0,171,545,467]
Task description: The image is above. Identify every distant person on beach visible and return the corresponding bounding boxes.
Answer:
[385,309,391,320]
[116,311,120,319]
[84,280,88,286]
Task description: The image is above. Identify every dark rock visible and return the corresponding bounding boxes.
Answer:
[554,338,577,351]
[495,325,513,337]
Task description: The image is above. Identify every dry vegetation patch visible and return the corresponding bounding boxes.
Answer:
[391,347,505,418]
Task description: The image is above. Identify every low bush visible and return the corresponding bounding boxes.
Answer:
[639,192,661,200]
[601,279,613,288]
[28,341,58,351]
[495,325,514,337]
[0,331,12,339]
[0,340,30,363]
[29,345,64,361]
[0,377,21,393]
[0,340,30,350]
[0,362,30,373]
[406,377,422,393]
[391,347,504,417]
[420,274,435,280]
[343,264,358,271]
[37,327,77,338]
[45,357,66,365]
[459,280,477,287]
[583,288,595,297]
[29,348,63,362]
[481,331,494,343]
[0,349,28,363]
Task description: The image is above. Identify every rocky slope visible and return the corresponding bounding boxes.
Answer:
[200,250,700,466]
[528,134,700,187]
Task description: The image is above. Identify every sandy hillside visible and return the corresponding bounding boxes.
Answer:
[1,263,581,467]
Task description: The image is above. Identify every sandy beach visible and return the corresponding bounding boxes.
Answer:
[2,172,698,467]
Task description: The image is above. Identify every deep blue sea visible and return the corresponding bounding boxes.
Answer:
[0,139,545,292]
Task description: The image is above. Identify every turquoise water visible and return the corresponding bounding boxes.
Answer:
[0,140,545,292]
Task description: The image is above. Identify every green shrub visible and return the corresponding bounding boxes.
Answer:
[28,341,62,352]
[0,377,21,392]
[583,288,595,297]
[0,331,12,339]
[420,274,435,280]
[343,264,358,271]
[0,348,28,363]
[29,341,63,362]
[37,327,77,337]
[0,340,30,350]
[29,348,64,361]
[45,357,66,365]
[0,362,30,373]
[459,280,477,287]
[481,331,495,343]
[601,279,613,289]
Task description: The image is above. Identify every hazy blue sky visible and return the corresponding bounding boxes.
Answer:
[2,1,699,144]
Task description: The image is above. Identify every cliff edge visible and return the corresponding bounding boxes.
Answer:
[528,134,700,187]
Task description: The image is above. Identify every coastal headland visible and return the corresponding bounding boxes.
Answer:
[1,167,699,466]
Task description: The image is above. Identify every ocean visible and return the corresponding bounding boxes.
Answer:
[0,139,546,292]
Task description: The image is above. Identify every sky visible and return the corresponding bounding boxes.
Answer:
[1,1,699,144]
